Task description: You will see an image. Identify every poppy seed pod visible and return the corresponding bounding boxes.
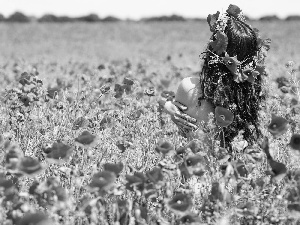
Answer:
[215,106,234,127]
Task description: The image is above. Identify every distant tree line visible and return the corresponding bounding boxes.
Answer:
[0,11,300,23]
[0,12,121,23]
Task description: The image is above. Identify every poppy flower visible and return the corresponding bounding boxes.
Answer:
[114,83,124,98]
[99,116,112,131]
[167,193,192,215]
[44,142,73,164]
[88,171,116,194]
[103,162,124,176]
[134,204,148,222]
[242,68,259,83]
[288,203,300,214]
[178,213,201,224]
[115,141,129,153]
[155,140,175,156]
[17,212,51,225]
[210,31,228,55]
[75,131,98,147]
[146,167,164,185]
[286,187,300,203]
[72,117,89,130]
[226,4,242,18]
[255,64,266,76]
[123,77,134,86]
[128,109,143,121]
[31,177,67,207]
[291,98,298,106]
[179,162,192,180]
[0,174,18,202]
[144,87,155,96]
[187,140,202,154]
[260,38,271,52]
[261,137,287,182]
[210,178,234,203]
[143,185,158,202]
[207,11,220,32]
[47,87,60,99]
[125,172,146,193]
[161,90,175,100]
[235,161,248,178]
[289,134,300,151]
[19,72,32,86]
[215,106,234,127]
[0,174,17,198]
[250,177,265,190]
[18,156,44,177]
[45,178,67,200]
[5,143,23,172]
[267,114,288,138]
[99,84,111,95]
[222,54,241,80]
[160,78,171,88]
[236,199,254,216]
[19,94,31,106]
[185,154,208,177]
[244,147,264,163]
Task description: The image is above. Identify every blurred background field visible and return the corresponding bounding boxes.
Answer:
[0,20,299,87]
[1,18,300,225]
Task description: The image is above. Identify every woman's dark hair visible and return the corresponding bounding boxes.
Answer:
[199,14,266,147]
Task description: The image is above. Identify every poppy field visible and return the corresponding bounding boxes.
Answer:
[1,21,300,224]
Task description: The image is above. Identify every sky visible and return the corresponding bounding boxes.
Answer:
[1,0,299,19]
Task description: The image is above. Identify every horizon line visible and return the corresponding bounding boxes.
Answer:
[1,11,300,21]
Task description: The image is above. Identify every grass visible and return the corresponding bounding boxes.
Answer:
[0,20,300,224]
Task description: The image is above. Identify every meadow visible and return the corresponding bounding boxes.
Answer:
[0,20,300,224]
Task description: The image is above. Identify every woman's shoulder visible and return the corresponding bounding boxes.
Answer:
[175,77,201,107]
[179,77,200,90]
[175,76,214,124]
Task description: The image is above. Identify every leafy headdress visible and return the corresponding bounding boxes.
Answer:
[198,5,271,147]
[205,4,271,83]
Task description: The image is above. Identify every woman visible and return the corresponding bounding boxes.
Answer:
[160,5,270,148]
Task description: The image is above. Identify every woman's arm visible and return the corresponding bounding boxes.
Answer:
[159,77,201,131]
[159,99,198,131]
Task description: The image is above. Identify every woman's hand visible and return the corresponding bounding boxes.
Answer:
[159,100,198,131]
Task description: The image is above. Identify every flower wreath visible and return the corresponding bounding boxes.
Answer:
[204,4,271,83]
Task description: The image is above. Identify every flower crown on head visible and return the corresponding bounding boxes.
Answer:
[204,4,271,83]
